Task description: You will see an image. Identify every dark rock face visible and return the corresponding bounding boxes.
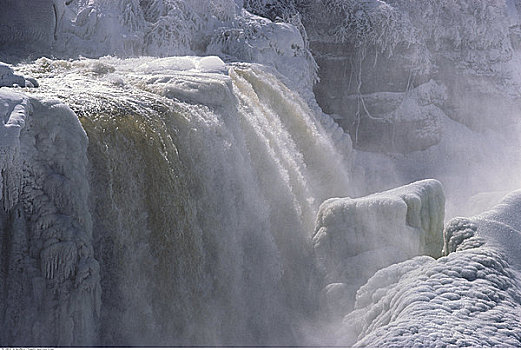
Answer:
[0,0,55,47]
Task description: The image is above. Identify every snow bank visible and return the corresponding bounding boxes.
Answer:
[313,179,444,318]
[339,189,521,347]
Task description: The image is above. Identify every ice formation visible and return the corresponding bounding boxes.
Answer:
[0,63,38,88]
[1,0,521,347]
[0,88,99,345]
[313,179,444,318]
[339,192,521,347]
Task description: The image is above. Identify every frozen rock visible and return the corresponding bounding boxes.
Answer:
[461,189,521,270]
[313,179,445,319]
[206,10,318,94]
[0,90,28,212]
[0,63,26,88]
[0,89,100,346]
[0,63,39,88]
[340,248,521,347]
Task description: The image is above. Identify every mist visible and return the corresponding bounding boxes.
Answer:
[1,0,521,347]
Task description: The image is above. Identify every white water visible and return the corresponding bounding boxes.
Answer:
[1,56,353,345]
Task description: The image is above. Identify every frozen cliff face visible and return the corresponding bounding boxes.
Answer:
[0,88,100,346]
[337,190,521,347]
[8,56,352,345]
[207,10,318,95]
[306,0,521,141]
[338,80,446,153]
[312,179,444,320]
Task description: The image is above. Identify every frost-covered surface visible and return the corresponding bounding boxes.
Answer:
[0,88,100,346]
[340,80,447,153]
[313,179,444,319]
[338,191,521,347]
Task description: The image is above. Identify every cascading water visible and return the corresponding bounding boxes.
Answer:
[5,56,351,346]
[3,0,521,347]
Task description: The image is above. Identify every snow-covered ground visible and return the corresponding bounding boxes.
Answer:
[1,0,521,347]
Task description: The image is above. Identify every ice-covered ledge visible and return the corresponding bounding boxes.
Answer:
[312,179,445,317]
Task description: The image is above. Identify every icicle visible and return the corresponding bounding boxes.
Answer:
[40,241,77,282]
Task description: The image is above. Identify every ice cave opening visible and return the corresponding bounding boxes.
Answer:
[1,0,521,347]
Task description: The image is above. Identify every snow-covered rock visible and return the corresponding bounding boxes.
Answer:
[447,189,521,269]
[313,179,444,318]
[206,10,317,94]
[0,63,38,88]
[338,189,521,347]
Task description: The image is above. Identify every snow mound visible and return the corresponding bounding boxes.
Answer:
[341,249,521,347]
[451,189,521,270]
[313,179,445,318]
[339,189,521,347]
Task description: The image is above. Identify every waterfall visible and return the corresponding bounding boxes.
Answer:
[3,0,521,347]
[3,56,351,346]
